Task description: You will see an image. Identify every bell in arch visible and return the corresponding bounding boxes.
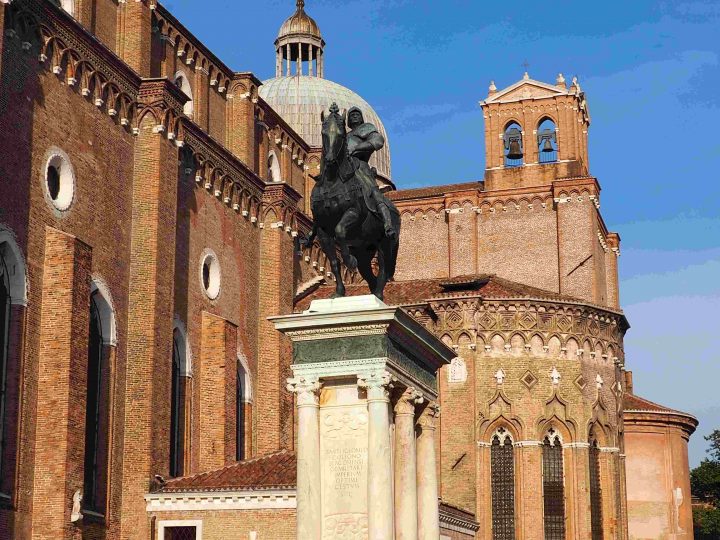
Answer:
[537,127,557,153]
[504,126,523,160]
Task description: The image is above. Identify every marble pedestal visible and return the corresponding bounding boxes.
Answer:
[271,295,454,540]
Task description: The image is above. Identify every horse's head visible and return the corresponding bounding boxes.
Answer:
[320,103,347,164]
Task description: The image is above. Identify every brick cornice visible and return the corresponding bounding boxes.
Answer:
[552,176,600,196]
[24,0,141,94]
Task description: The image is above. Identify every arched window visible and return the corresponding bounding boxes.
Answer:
[236,368,245,461]
[503,122,523,168]
[542,428,565,540]
[0,233,26,498]
[267,151,281,182]
[169,329,186,477]
[490,427,515,540]
[236,358,251,461]
[0,253,11,496]
[174,72,194,117]
[83,290,112,514]
[537,118,558,164]
[589,438,603,539]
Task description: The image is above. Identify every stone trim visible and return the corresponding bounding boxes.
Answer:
[284,323,389,341]
[145,489,296,512]
[563,442,590,449]
[439,508,480,535]
[513,440,542,447]
[157,520,203,540]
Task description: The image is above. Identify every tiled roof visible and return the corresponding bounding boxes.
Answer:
[295,274,583,312]
[158,450,296,493]
[389,181,484,201]
[624,393,696,418]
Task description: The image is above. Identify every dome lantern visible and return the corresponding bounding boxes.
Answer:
[275,0,325,78]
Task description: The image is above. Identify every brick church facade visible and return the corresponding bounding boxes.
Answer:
[0,0,697,539]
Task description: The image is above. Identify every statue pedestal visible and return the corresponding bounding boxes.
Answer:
[271,295,454,540]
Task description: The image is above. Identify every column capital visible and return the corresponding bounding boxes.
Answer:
[417,402,440,429]
[394,387,424,416]
[358,370,393,402]
[286,376,321,406]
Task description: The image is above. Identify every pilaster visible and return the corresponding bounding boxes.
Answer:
[256,183,301,454]
[228,73,262,169]
[517,442,543,540]
[118,0,152,76]
[198,312,238,471]
[119,78,181,539]
[31,228,92,540]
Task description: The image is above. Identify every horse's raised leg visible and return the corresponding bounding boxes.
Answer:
[317,228,345,298]
[335,208,360,271]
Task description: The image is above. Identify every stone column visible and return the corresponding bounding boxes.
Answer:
[360,371,394,540]
[394,387,423,540]
[287,376,322,540]
[286,43,291,76]
[417,403,440,540]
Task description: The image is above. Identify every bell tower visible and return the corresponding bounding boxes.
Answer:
[480,72,591,191]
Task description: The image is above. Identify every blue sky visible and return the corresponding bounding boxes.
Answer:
[163,0,720,465]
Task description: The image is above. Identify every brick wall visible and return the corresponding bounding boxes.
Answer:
[148,508,297,540]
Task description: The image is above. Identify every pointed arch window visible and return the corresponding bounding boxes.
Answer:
[174,72,194,118]
[83,291,111,514]
[491,427,515,540]
[542,428,566,540]
[0,253,11,496]
[236,366,245,461]
[589,438,603,539]
[503,122,524,167]
[169,330,187,477]
[537,118,558,163]
[267,152,281,183]
[236,359,251,461]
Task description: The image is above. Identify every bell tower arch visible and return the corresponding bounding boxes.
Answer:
[480,72,591,190]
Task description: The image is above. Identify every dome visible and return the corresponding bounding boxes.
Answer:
[260,76,392,181]
[277,1,322,41]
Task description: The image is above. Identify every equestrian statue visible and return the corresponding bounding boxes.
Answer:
[303,103,400,300]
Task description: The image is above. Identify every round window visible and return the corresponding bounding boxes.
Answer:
[199,249,220,300]
[43,149,75,212]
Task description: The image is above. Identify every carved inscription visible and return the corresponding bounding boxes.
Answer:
[320,386,368,540]
[328,446,364,491]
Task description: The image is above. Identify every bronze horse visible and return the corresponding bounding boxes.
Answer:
[304,105,400,300]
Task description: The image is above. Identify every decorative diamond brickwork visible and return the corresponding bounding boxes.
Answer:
[521,370,538,389]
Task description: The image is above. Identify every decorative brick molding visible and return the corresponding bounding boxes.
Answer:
[146,489,297,512]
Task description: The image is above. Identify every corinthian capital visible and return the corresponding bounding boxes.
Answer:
[394,387,424,416]
[286,376,321,406]
[358,370,393,401]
